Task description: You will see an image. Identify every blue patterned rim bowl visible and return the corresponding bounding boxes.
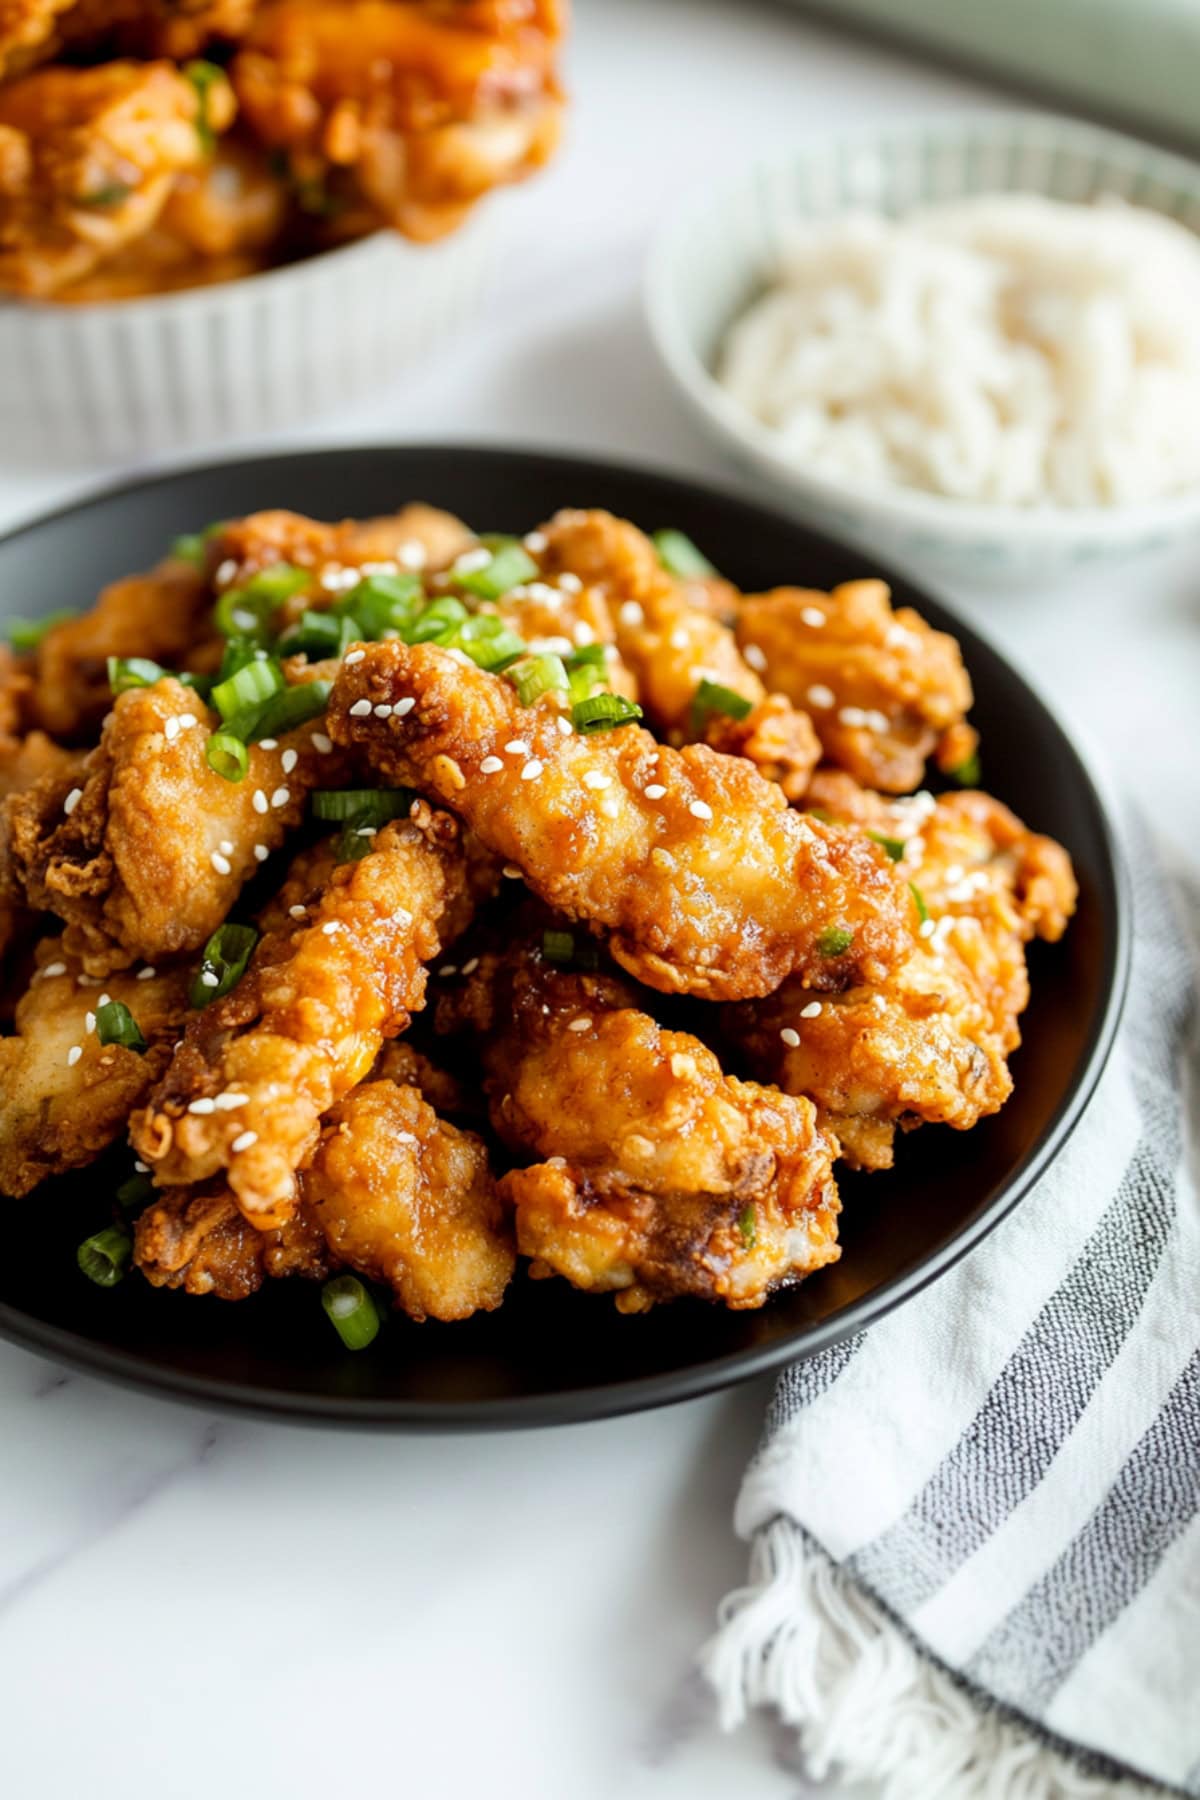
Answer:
[645,112,1200,589]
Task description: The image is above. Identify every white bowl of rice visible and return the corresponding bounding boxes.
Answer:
[645,113,1200,586]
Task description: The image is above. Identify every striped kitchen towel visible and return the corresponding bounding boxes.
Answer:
[705,835,1200,1798]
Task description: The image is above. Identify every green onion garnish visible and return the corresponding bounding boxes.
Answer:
[867,831,906,862]
[312,787,414,825]
[206,729,250,783]
[564,643,607,670]
[408,597,469,643]
[456,543,538,601]
[322,1275,382,1350]
[909,883,929,925]
[817,925,855,957]
[106,655,212,700]
[512,653,569,707]
[653,529,717,580]
[350,573,424,639]
[242,678,331,743]
[950,751,982,787]
[190,922,258,1009]
[737,1203,757,1249]
[690,678,754,734]
[542,928,576,963]
[5,610,77,650]
[211,657,284,724]
[335,811,378,863]
[171,532,206,565]
[571,693,643,734]
[435,614,527,672]
[214,564,310,642]
[78,183,132,207]
[95,1000,147,1053]
[77,1225,132,1286]
[116,1173,156,1213]
[184,59,223,153]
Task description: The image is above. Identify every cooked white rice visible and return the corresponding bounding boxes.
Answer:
[717,193,1200,508]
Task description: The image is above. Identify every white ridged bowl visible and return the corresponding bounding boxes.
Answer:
[646,113,1200,588]
[0,221,492,466]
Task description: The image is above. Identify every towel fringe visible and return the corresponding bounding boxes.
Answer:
[702,1518,1146,1800]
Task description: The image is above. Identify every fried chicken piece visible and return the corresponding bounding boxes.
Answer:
[0,726,82,963]
[233,0,564,241]
[134,1182,331,1298]
[0,939,190,1197]
[0,61,235,299]
[535,508,819,798]
[131,805,478,1225]
[8,675,346,975]
[439,933,839,1310]
[329,640,916,1001]
[725,779,1077,1169]
[202,501,475,608]
[302,1076,512,1319]
[735,580,977,793]
[30,552,211,741]
[0,0,72,81]
[371,1036,476,1118]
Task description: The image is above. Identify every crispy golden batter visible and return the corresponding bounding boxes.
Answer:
[0,725,82,962]
[0,61,233,297]
[8,675,346,975]
[725,779,1078,1169]
[329,641,917,1001]
[0,939,191,1196]
[233,0,564,241]
[303,1076,512,1319]
[131,807,477,1224]
[134,1182,330,1298]
[205,501,476,588]
[439,933,839,1310]
[735,580,977,793]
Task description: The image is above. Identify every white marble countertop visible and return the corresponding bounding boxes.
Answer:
[1,5,1197,1797]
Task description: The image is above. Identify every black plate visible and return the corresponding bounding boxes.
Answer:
[0,446,1128,1428]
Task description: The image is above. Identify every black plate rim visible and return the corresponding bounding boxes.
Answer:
[0,443,1131,1429]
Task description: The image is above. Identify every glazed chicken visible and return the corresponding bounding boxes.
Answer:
[438,929,840,1310]
[0,0,256,81]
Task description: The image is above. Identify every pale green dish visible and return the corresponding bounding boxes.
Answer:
[645,112,1200,587]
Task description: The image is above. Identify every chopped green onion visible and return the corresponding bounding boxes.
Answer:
[211,657,284,724]
[408,597,469,644]
[950,751,982,787]
[564,643,607,670]
[276,609,360,661]
[216,637,261,683]
[214,564,310,642]
[867,831,906,863]
[542,928,576,964]
[171,532,206,565]
[77,1225,132,1287]
[116,1173,156,1213]
[108,655,168,693]
[335,811,378,863]
[737,1203,757,1249]
[184,59,223,153]
[456,543,538,601]
[349,573,424,639]
[817,925,855,957]
[206,729,250,783]
[690,678,754,734]
[571,693,644,734]
[312,787,414,825]
[909,882,929,925]
[653,528,717,580]
[512,653,569,706]
[95,1000,147,1053]
[322,1274,382,1350]
[243,678,331,742]
[435,614,527,671]
[190,922,258,1009]
[567,663,604,705]
[5,610,77,650]
[805,806,833,823]
[78,183,132,207]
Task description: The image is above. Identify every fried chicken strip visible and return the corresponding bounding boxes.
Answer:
[0,939,190,1196]
[329,642,916,1000]
[130,806,480,1224]
[0,725,82,964]
[735,580,977,793]
[8,675,346,975]
[439,932,840,1310]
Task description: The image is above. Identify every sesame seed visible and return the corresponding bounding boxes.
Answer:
[311,732,333,754]
[503,864,524,878]
[214,558,237,586]
[41,961,66,978]
[572,621,594,646]
[66,1045,82,1067]
[525,582,561,605]
[919,918,936,939]
[281,748,298,775]
[583,770,611,790]
[529,635,573,656]
[806,684,835,710]
[219,839,234,856]
[254,845,269,863]
[200,969,220,988]
[231,610,257,634]
[618,600,644,628]
[742,643,767,672]
[505,739,530,756]
[480,756,504,774]
[644,784,667,800]
[523,531,548,553]
[271,787,290,809]
[179,712,198,731]
[521,760,544,782]
[211,852,232,875]
[438,964,458,977]
[134,1160,148,1173]
[461,957,480,975]
[559,572,582,593]
[668,628,690,650]
[288,904,307,919]
[252,790,269,817]
[63,787,83,816]
[454,547,492,575]
[356,826,376,839]
[395,1131,419,1148]
[230,1130,258,1153]
[188,1098,216,1115]
[137,966,156,980]
[214,1092,248,1110]
[398,540,426,570]
[373,704,393,719]
[567,1016,592,1032]
[779,1027,800,1048]
[393,697,416,718]
[556,716,573,736]
[84,1012,95,1033]
[321,921,340,937]
[349,699,372,718]
[394,907,413,926]
[801,607,827,627]
[600,798,620,819]
[98,992,110,1008]
[344,649,366,666]
[800,1001,823,1019]
[258,738,278,751]
[688,799,713,821]
[838,706,867,728]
